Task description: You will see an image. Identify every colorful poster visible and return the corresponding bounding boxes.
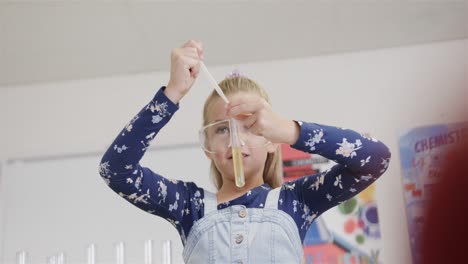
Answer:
[398,123,468,264]
[282,144,383,264]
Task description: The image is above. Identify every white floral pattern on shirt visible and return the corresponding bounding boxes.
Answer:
[336,138,362,158]
[304,129,326,151]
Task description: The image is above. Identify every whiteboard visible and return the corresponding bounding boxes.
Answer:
[1,145,212,264]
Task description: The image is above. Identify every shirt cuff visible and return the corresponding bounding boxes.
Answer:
[152,86,180,114]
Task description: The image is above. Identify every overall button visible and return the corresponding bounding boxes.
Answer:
[238,209,247,218]
[235,234,244,244]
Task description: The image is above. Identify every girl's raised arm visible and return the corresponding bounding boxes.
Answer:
[99,87,204,243]
[283,122,391,228]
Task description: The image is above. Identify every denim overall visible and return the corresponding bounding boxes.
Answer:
[182,187,304,264]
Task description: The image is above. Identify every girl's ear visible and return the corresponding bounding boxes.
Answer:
[266,142,280,153]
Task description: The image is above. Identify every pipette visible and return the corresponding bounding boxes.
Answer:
[200,62,245,188]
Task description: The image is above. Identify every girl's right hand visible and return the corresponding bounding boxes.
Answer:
[165,40,204,104]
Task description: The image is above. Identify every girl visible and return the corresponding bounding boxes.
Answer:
[99,40,391,263]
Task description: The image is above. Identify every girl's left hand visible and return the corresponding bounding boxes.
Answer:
[225,95,300,145]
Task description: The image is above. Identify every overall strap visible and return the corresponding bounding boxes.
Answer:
[203,189,217,214]
[264,187,281,209]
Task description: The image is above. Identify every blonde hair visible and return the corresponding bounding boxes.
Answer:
[202,76,283,190]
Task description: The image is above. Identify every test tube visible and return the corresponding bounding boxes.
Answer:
[16,250,28,264]
[161,240,172,264]
[115,242,125,264]
[47,256,57,264]
[87,243,96,264]
[230,118,245,187]
[57,252,65,264]
[145,239,154,264]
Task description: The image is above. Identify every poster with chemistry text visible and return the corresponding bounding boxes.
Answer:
[398,122,468,264]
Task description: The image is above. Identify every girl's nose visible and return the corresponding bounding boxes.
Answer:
[237,128,249,146]
[227,139,246,148]
[240,138,246,146]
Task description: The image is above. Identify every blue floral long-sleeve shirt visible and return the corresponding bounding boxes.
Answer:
[99,87,391,245]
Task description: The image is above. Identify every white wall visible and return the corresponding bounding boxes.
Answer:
[0,161,6,263]
[1,39,467,264]
[1,147,213,264]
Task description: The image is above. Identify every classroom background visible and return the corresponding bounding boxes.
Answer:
[1,1,467,263]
